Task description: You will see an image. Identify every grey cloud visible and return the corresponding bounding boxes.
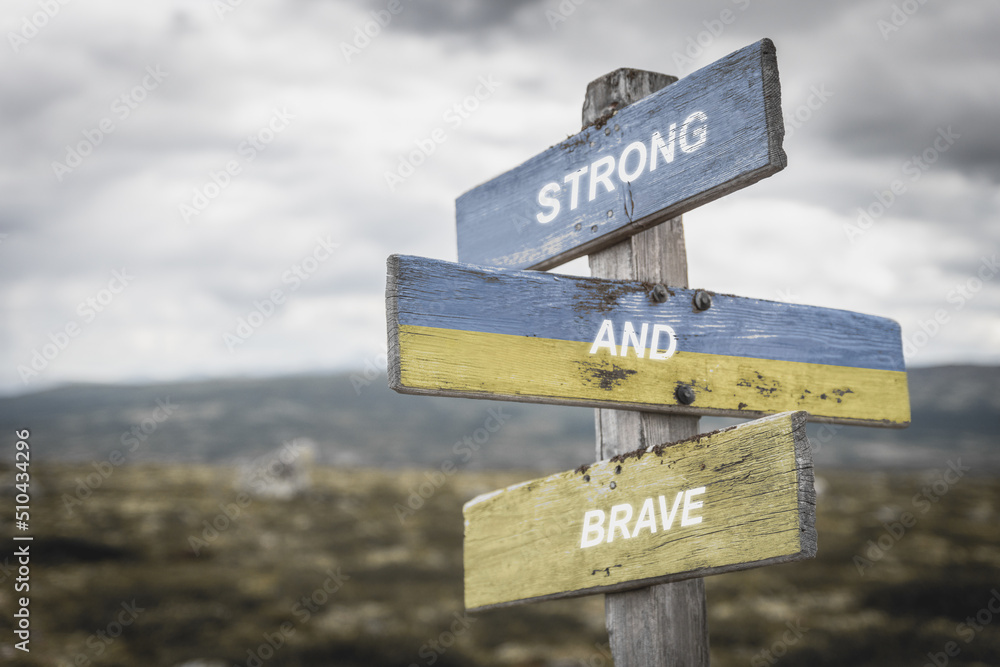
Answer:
[811,4,1000,182]
[360,0,541,36]
[1,0,997,394]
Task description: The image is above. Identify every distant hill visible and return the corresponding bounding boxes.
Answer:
[1,365,997,472]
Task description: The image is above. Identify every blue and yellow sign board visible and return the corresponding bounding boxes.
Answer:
[456,39,785,271]
[387,254,909,427]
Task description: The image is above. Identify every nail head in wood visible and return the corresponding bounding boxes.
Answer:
[693,290,713,311]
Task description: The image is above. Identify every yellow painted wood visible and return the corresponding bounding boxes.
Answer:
[397,324,910,426]
[463,411,816,611]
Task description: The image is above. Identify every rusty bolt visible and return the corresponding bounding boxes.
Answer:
[651,284,669,303]
[675,385,696,405]
[693,290,712,311]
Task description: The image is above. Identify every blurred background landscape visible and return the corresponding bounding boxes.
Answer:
[0,365,997,666]
[3,0,999,665]
[0,365,998,472]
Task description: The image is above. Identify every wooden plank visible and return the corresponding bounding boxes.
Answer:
[592,222,709,667]
[455,38,786,271]
[583,69,708,666]
[604,581,707,667]
[463,411,817,611]
[386,254,910,427]
[580,68,677,131]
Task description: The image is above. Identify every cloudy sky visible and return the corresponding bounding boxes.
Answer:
[1,0,998,396]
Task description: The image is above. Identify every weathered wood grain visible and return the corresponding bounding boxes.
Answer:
[604,580,708,667]
[584,69,708,666]
[581,68,678,130]
[590,212,708,666]
[455,39,786,271]
[385,254,910,427]
[462,411,817,611]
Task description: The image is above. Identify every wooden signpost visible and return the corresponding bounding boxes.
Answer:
[387,254,910,427]
[456,39,785,271]
[384,37,910,666]
[464,411,816,611]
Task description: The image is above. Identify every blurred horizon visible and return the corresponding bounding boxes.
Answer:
[3,364,997,474]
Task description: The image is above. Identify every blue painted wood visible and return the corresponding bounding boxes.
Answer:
[390,255,905,372]
[456,39,786,270]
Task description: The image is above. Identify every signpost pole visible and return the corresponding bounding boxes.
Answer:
[583,69,710,667]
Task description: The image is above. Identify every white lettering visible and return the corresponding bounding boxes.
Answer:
[607,503,633,542]
[632,497,658,536]
[535,113,707,224]
[580,509,605,548]
[579,487,705,548]
[536,182,561,223]
[617,141,647,182]
[620,321,648,358]
[660,491,683,530]
[563,166,588,210]
[649,125,676,170]
[680,111,708,153]
[648,324,677,360]
[588,155,616,202]
[591,321,676,360]
[681,486,705,526]
[589,319,617,355]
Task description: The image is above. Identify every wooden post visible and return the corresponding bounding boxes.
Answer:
[584,69,710,667]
